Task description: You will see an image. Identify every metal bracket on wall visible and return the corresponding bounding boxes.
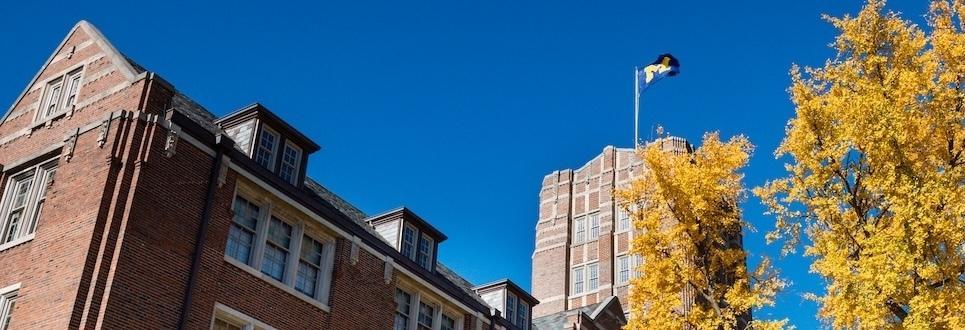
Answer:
[96,112,114,148]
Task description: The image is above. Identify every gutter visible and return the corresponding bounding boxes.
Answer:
[176,132,233,330]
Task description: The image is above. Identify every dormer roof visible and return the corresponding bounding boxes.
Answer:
[365,206,448,243]
[474,279,540,306]
[216,102,321,153]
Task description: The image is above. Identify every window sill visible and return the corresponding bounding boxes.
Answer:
[31,110,70,130]
[0,234,35,253]
[224,256,331,312]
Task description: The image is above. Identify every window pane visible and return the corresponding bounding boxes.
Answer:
[279,144,300,184]
[416,235,433,269]
[573,217,585,244]
[401,227,416,259]
[226,225,254,263]
[1,294,17,330]
[261,245,288,281]
[572,267,584,294]
[255,129,278,169]
[441,315,456,330]
[64,73,82,109]
[418,302,434,329]
[295,261,319,296]
[506,294,516,323]
[588,263,599,290]
[589,213,600,238]
[394,289,411,330]
[518,302,528,330]
[212,317,243,330]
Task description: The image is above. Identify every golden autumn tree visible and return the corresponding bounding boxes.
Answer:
[617,133,786,330]
[755,0,965,328]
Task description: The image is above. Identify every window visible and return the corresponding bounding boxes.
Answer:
[37,69,82,122]
[416,234,434,270]
[573,216,586,244]
[1,159,56,245]
[634,255,643,278]
[617,209,630,232]
[587,263,599,291]
[224,194,335,306]
[0,289,17,330]
[63,71,82,110]
[441,314,456,330]
[572,266,584,294]
[517,301,529,330]
[401,225,416,259]
[261,217,292,281]
[295,236,324,297]
[255,128,279,170]
[617,255,631,285]
[227,197,260,264]
[506,294,517,324]
[40,78,63,120]
[418,302,434,330]
[394,289,412,330]
[279,143,302,185]
[588,213,600,239]
[212,317,243,330]
[211,304,270,330]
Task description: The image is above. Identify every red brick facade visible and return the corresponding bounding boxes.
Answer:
[0,21,531,330]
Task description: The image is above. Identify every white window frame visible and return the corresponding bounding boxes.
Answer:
[260,216,294,281]
[416,300,436,330]
[618,209,630,232]
[505,293,516,324]
[394,288,413,330]
[401,224,417,260]
[0,159,57,249]
[0,283,20,330]
[210,303,274,330]
[571,266,584,295]
[224,193,336,309]
[588,212,600,239]
[416,233,434,270]
[254,126,279,171]
[440,312,458,330]
[279,142,302,185]
[35,67,83,123]
[617,255,631,285]
[572,216,586,244]
[587,262,599,291]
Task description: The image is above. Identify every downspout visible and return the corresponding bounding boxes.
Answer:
[177,133,232,330]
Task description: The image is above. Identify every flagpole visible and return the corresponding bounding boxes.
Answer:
[634,66,640,148]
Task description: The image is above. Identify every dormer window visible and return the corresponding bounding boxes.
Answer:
[279,142,302,184]
[255,127,279,169]
[416,234,434,269]
[366,208,446,272]
[401,225,416,259]
[218,104,319,188]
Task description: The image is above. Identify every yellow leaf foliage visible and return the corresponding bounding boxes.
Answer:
[754,0,965,328]
[618,133,787,330]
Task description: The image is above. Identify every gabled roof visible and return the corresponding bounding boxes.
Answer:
[1,20,142,124]
[532,296,626,330]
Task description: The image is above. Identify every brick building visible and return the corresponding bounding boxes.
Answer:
[530,139,692,329]
[0,21,536,330]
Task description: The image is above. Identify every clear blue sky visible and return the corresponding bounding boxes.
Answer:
[1,1,931,327]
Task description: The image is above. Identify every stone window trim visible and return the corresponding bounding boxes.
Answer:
[0,157,58,252]
[394,286,466,330]
[0,283,20,330]
[224,193,336,311]
[616,254,632,286]
[209,303,274,330]
[569,260,601,297]
[34,66,85,125]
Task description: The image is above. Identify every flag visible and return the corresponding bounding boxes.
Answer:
[638,54,680,90]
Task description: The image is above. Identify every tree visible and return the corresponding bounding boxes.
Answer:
[755,0,965,328]
[617,133,786,330]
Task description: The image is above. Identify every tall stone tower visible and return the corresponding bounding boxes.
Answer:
[531,138,692,321]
